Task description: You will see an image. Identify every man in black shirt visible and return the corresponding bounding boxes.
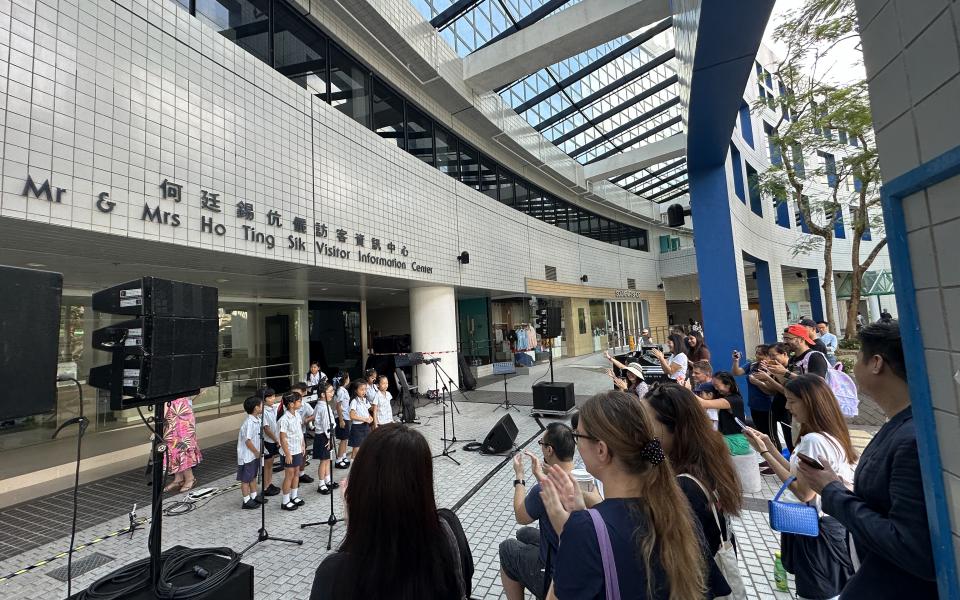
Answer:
[798,318,830,355]
[797,321,938,598]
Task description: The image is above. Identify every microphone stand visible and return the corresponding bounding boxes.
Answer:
[432,370,460,466]
[435,360,475,445]
[300,414,342,550]
[240,403,302,556]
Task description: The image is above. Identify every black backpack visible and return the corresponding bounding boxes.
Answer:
[438,508,474,598]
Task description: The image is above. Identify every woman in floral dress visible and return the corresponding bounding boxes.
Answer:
[163,396,202,493]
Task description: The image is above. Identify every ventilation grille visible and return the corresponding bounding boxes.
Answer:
[47,552,115,581]
[544,265,557,281]
[627,278,636,290]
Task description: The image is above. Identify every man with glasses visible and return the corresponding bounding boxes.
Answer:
[500,423,576,600]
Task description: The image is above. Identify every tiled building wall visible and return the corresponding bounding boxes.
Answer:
[856,0,960,576]
[0,0,666,296]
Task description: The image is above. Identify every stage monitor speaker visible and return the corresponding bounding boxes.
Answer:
[69,546,253,600]
[532,381,575,413]
[0,266,63,420]
[481,413,519,454]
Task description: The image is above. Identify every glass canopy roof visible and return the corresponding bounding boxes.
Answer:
[409,0,688,204]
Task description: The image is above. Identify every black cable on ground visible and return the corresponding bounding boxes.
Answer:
[155,547,240,599]
[52,376,88,599]
[77,556,151,600]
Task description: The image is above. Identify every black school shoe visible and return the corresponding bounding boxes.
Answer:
[317,482,331,495]
[263,484,281,496]
[334,459,349,469]
[292,497,306,507]
[329,480,340,489]
[299,474,314,483]
[254,495,268,504]
[281,501,298,511]
[242,499,259,509]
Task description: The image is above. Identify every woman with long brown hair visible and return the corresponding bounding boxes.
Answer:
[539,390,728,600]
[645,383,742,544]
[743,374,857,600]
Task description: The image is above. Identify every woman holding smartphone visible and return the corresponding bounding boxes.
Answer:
[742,374,857,600]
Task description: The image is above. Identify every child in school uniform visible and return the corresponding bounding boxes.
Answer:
[237,396,267,509]
[290,382,316,484]
[257,387,282,496]
[334,371,352,469]
[348,379,374,461]
[313,382,339,494]
[373,375,394,427]
[278,392,306,511]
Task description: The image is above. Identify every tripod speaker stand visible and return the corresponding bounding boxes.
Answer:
[240,400,302,556]
[300,417,342,550]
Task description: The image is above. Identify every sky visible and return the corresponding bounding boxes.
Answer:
[763,0,867,85]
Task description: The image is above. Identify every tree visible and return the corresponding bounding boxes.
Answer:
[754,0,887,339]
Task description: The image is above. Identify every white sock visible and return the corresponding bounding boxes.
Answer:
[337,454,344,461]
[292,488,299,499]
[282,493,290,504]
[243,495,250,503]
[325,476,332,484]
[250,491,257,499]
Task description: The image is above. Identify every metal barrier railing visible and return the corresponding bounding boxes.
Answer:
[191,363,304,416]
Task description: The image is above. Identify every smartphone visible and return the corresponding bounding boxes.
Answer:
[733,416,748,431]
[796,452,825,470]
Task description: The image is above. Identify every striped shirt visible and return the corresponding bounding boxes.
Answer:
[278,411,305,456]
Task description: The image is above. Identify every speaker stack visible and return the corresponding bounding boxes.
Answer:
[532,381,575,416]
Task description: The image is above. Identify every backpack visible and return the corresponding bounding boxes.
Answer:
[438,508,474,599]
[798,351,859,417]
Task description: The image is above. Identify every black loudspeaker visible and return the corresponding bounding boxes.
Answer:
[70,546,253,600]
[481,413,519,454]
[667,203,685,227]
[0,266,63,420]
[533,381,575,413]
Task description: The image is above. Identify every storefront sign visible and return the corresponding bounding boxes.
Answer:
[615,289,643,299]
[21,176,435,275]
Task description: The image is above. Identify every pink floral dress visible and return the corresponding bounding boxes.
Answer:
[163,397,203,474]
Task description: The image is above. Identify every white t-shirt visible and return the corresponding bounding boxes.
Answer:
[262,402,279,443]
[278,411,305,456]
[350,397,372,425]
[237,414,261,465]
[335,387,350,420]
[296,400,315,433]
[374,389,393,425]
[314,400,335,434]
[789,432,857,514]
[668,352,688,382]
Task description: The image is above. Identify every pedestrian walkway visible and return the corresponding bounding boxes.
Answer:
[0,375,877,599]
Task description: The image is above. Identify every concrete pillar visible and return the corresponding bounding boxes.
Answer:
[867,294,880,323]
[410,286,459,392]
[689,165,745,366]
[806,268,825,322]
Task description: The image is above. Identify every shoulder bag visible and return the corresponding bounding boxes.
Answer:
[587,508,621,600]
[677,474,746,599]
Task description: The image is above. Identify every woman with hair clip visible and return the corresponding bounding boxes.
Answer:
[645,383,744,598]
[538,390,729,600]
[650,333,690,385]
[743,374,857,600]
[686,330,711,362]
[310,424,470,600]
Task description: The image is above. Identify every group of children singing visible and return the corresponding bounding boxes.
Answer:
[235,367,396,511]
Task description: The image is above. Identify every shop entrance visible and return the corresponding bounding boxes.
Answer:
[605,300,649,352]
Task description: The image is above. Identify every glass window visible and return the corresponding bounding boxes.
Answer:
[479,155,498,200]
[199,0,270,65]
[273,2,328,98]
[406,104,434,166]
[371,78,405,149]
[528,189,544,220]
[541,194,557,226]
[554,202,569,230]
[329,44,370,128]
[499,171,515,207]
[460,142,480,189]
[435,127,459,180]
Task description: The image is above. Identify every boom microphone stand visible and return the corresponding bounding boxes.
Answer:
[240,402,302,556]
[434,359,475,446]
[432,372,460,466]
[300,416,342,550]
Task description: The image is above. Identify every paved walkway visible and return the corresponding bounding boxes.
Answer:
[0,351,882,599]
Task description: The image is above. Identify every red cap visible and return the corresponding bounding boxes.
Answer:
[785,324,815,345]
